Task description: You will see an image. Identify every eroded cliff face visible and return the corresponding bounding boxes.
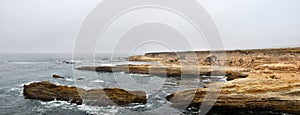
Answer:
[79,48,300,81]
[158,47,300,114]
[78,64,249,80]
[166,74,300,114]
[127,47,300,113]
[75,47,300,113]
[130,47,300,69]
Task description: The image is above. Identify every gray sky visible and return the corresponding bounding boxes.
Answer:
[0,0,299,53]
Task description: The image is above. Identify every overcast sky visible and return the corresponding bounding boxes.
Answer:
[0,0,299,53]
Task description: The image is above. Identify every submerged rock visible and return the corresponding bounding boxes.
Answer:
[52,74,65,79]
[23,81,147,106]
[76,78,84,80]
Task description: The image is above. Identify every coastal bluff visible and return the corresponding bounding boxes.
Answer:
[77,47,300,113]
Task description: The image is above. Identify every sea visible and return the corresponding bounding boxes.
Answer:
[0,54,290,115]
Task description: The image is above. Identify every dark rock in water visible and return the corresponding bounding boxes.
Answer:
[52,74,65,79]
[76,78,84,80]
[23,81,147,106]
[59,60,80,64]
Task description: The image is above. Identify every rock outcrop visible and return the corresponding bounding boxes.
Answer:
[77,64,249,80]
[23,81,147,106]
[128,55,162,62]
[23,81,82,104]
[131,47,300,113]
[166,73,300,114]
[75,47,300,113]
[254,63,299,71]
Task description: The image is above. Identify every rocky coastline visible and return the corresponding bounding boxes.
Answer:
[23,47,300,113]
[78,47,300,113]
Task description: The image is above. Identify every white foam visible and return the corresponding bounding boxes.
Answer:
[211,76,226,79]
[125,104,148,109]
[90,79,105,83]
[129,73,151,77]
[76,85,95,90]
[99,63,115,66]
[57,60,81,64]
[164,82,178,86]
[22,81,42,86]
[78,104,119,115]
[65,78,75,81]
[39,100,78,109]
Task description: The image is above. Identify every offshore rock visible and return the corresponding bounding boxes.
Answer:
[52,74,65,79]
[23,81,147,106]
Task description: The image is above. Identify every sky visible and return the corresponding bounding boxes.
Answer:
[0,0,299,54]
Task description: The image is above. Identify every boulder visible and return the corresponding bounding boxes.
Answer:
[23,81,147,106]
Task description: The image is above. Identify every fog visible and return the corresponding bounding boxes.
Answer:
[0,0,299,53]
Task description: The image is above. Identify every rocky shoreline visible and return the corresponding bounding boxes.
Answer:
[23,47,300,113]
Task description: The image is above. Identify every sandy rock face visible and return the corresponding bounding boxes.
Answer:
[23,81,147,106]
[255,64,299,71]
[76,47,300,112]
[77,64,249,80]
[128,55,162,62]
[166,77,300,114]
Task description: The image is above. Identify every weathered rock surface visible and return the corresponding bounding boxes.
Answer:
[23,81,82,104]
[255,63,299,71]
[77,65,249,80]
[166,73,300,114]
[79,47,299,81]
[132,47,300,68]
[23,81,147,106]
[131,47,300,113]
[76,47,300,113]
[128,55,162,62]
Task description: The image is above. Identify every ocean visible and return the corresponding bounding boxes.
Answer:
[0,54,287,115]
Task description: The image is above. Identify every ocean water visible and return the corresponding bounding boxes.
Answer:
[0,54,288,115]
